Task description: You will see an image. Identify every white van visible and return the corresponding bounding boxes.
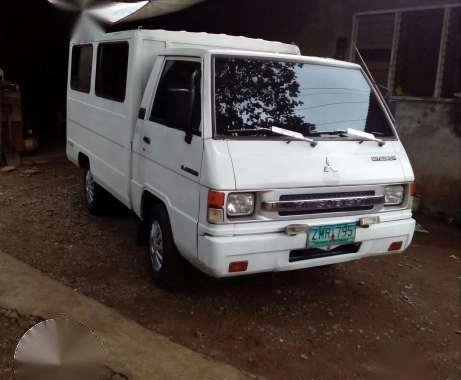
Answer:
[67,18,416,288]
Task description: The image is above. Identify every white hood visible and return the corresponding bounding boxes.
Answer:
[226,140,413,190]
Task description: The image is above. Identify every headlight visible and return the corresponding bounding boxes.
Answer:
[384,185,404,206]
[227,193,255,217]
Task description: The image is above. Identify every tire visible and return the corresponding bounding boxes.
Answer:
[147,204,184,290]
[84,169,108,216]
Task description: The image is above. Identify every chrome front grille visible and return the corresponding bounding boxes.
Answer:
[279,191,375,200]
[261,190,384,216]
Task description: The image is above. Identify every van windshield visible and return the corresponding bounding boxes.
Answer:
[213,56,394,139]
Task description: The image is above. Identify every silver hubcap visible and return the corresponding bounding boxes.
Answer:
[149,221,164,272]
[85,171,96,204]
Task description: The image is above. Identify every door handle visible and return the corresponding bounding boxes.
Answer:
[142,136,151,145]
[181,165,199,177]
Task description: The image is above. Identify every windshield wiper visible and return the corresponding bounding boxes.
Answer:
[338,128,385,146]
[270,127,317,147]
[227,127,318,147]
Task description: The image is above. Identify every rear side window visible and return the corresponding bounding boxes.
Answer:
[150,60,201,133]
[71,45,93,93]
[95,42,129,102]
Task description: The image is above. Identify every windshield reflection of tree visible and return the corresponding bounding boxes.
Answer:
[215,58,316,136]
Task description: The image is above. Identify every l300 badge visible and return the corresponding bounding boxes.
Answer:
[371,155,397,161]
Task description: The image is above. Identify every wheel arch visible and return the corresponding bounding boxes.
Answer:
[140,189,169,222]
[78,152,90,170]
[139,189,177,250]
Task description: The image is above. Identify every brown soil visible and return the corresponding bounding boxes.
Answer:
[0,159,460,380]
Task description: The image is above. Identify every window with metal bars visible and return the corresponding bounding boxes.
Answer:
[352,5,461,100]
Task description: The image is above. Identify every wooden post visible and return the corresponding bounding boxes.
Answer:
[387,12,401,96]
[434,7,451,98]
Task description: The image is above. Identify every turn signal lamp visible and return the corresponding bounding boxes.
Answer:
[208,191,225,224]
[208,191,225,208]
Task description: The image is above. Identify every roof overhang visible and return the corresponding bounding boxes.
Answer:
[48,0,206,23]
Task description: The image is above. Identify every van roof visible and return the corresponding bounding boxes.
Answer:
[72,17,301,55]
[139,29,300,55]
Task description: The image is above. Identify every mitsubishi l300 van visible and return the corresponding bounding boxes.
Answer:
[67,16,416,288]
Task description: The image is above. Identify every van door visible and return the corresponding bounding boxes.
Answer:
[132,56,204,260]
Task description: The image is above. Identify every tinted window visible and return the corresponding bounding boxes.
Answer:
[71,45,93,93]
[95,42,129,102]
[150,60,201,133]
[214,57,394,138]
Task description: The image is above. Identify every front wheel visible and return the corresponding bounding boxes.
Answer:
[148,204,184,289]
[84,169,108,216]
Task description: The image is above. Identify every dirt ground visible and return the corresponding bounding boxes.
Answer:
[0,159,460,380]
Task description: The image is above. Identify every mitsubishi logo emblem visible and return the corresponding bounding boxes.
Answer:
[324,157,339,173]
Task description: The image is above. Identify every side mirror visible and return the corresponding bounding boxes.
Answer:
[168,88,194,144]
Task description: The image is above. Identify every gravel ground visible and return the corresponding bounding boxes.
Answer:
[0,159,460,380]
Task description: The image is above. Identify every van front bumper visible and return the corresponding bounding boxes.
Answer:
[197,217,416,278]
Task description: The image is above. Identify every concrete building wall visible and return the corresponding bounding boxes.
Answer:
[394,100,461,216]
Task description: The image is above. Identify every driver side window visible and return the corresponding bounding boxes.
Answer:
[150,59,202,133]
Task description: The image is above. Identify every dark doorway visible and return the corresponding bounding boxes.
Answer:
[0,1,76,152]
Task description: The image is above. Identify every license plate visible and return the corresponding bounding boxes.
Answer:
[308,223,356,248]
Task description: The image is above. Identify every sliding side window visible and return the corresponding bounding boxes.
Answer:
[71,44,93,93]
[95,42,129,102]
